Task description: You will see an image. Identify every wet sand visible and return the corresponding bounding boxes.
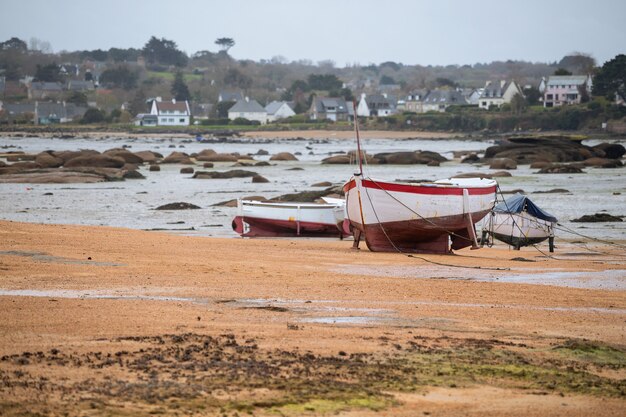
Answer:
[0,220,625,416]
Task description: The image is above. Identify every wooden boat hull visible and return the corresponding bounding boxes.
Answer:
[232,200,349,238]
[344,176,497,253]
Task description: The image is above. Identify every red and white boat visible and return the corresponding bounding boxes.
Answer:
[232,199,349,238]
[343,104,497,254]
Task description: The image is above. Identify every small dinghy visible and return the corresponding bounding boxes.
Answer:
[232,198,349,238]
[481,193,557,252]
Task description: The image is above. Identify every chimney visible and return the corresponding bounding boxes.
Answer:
[245,96,249,102]
[172,98,176,104]
[156,96,162,102]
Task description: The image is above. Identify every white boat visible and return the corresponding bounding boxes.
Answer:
[481,193,557,251]
[344,176,497,253]
[343,103,497,254]
[232,199,349,238]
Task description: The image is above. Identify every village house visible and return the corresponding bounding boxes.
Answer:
[356,94,396,117]
[28,81,63,100]
[265,101,295,122]
[0,102,35,123]
[421,90,468,112]
[150,97,190,126]
[309,96,352,121]
[478,80,524,109]
[403,89,428,113]
[34,101,87,124]
[542,75,592,107]
[402,89,467,113]
[66,80,95,92]
[228,98,267,124]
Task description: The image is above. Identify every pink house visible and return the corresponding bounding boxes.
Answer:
[543,75,592,107]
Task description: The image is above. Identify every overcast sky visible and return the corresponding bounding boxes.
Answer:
[1,0,624,66]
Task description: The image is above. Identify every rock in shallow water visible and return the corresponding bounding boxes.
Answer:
[155,202,201,210]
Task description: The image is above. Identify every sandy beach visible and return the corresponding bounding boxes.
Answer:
[1,220,625,416]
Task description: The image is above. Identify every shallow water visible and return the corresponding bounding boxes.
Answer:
[1,135,625,243]
[335,265,626,290]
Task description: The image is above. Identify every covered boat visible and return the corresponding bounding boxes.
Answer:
[481,193,557,252]
[232,199,349,238]
[343,103,497,254]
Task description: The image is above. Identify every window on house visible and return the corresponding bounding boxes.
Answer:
[179,118,185,122]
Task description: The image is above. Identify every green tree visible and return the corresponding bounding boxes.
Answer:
[553,68,572,75]
[108,47,141,62]
[592,54,626,101]
[307,74,342,91]
[142,36,188,67]
[66,91,88,106]
[171,71,191,101]
[215,38,235,53]
[100,66,138,89]
[0,37,28,52]
[558,53,596,74]
[81,108,105,124]
[129,89,148,116]
[34,63,61,82]
[510,93,527,115]
[380,75,396,85]
[224,68,252,89]
[523,86,542,105]
[216,101,235,118]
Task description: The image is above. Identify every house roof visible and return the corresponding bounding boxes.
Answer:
[30,102,87,119]
[422,90,467,104]
[31,82,63,91]
[135,113,158,120]
[546,75,589,86]
[265,100,293,115]
[481,80,511,98]
[314,97,349,113]
[229,99,266,113]
[219,91,244,102]
[3,103,35,115]
[364,94,394,108]
[155,100,188,113]
[67,80,94,91]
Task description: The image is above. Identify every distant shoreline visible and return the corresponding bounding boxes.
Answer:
[0,127,463,141]
[0,127,617,141]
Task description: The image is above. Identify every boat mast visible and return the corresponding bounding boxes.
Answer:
[352,101,364,175]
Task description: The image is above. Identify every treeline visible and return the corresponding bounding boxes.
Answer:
[368,100,626,132]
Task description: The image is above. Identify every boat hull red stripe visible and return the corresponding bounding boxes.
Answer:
[344,179,496,195]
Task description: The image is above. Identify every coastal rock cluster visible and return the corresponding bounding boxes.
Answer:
[0,147,298,183]
[322,150,447,165]
[481,136,625,173]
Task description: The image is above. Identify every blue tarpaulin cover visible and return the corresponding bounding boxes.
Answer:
[493,193,557,223]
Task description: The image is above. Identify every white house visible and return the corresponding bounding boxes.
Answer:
[228,99,267,124]
[150,98,190,126]
[357,94,396,117]
[478,80,524,109]
[265,101,295,122]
